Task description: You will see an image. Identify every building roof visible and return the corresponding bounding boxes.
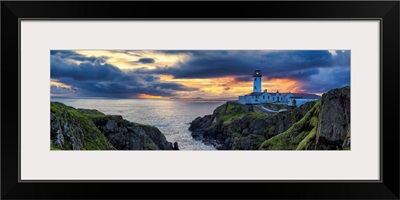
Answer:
[243,92,320,99]
[248,92,264,96]
[246,92,293,97]
[280,93,291,96]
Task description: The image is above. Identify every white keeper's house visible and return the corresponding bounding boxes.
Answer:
[238,70,321,107]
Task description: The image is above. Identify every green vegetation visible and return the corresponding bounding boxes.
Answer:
[214,102,246,125]
[214,102,270,126]
[248,135,266,149]
[246,112,268,120]
[51,102,162,151]
[296,127,317,150]
[77,108,108,121]
[290,110,298,124]
[267,126,276,137]
[50,144,60,150]
[310,116,319,127]
[145,142,157,150]
[209,101,321,150]
[232,134,265,150]
[133,122,155,129]
[82,135,111,150]
[259,100,321,150]
[343,123,351,150]
[50,102,112,150]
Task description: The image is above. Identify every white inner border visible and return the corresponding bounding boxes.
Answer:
[20,21,380,180]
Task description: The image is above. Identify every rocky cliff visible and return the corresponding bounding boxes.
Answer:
[189,86,350,150]
[316,86,351,150]
[50,102,177,150]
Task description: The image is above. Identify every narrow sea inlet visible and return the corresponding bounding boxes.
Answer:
[51,97,224,150]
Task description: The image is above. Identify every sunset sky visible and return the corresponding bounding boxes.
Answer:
[50,50,350,99]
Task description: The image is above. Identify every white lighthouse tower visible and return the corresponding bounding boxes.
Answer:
[253,69,262,92]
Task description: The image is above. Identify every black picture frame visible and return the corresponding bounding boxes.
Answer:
[1,1,399,199]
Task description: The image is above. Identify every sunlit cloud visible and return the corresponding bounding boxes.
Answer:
[328,50,337,56]
[50,79,79,96]
[51,79,72,89]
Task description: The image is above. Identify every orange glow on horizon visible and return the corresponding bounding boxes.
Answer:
[157,75,305,98]
[263,78,302,93]
[137,94,164,99]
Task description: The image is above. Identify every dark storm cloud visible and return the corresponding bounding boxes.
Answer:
[50,85,79,95]
[142,75,159,82]
[51,51,198,98]
[151,82,198,91]
[234,76,252,82]
[302,67,350,93]
[136,58,155,64]
[139,50,347,78]
[157,50,207,56]
[51,50,101,63]
[136,50,350,93]
[269,68,321,80]
[59,78,190,98]
[51,56,132,82]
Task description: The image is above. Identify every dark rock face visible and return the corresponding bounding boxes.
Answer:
[315,86,351,149]
[173,142,179,150]
[50,102,176,150]
[189,115,212,140]
[98,118,175,150]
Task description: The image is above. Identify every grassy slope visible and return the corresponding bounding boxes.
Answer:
[213,102,246,125]
[259,100,321,150]
[51,102,112,150]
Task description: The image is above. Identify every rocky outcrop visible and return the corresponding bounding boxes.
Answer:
[50,105,113,150]
[259,86,350,150]
[189,86,351,150]
[189,115,213,140]
[315,86,351,149]
[189,100,315,150]
[50,102,177,150]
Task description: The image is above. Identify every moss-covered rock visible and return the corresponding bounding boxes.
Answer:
[258,86,350,150]
[189,100,315,150]
[259,100,321,150]
[50,102,176,150]
[189,86,350,150]
[50,102,112,150]
[342,123,351,150]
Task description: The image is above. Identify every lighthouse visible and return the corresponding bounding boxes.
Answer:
[238,69,320,105]
[253,69,262,92]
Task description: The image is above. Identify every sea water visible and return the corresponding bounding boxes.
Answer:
[51,97,225,150]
